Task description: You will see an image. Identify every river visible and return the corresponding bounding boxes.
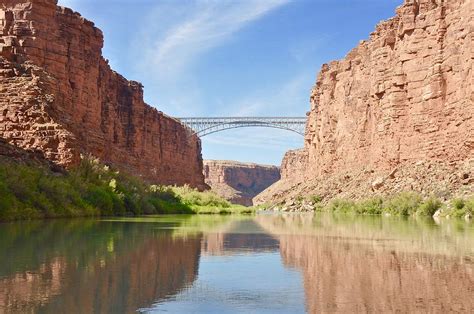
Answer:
[0,213,473,313]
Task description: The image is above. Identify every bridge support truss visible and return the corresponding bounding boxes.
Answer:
[177,117,307,137]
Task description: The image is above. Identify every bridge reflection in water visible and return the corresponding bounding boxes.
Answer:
[177,117,307,137]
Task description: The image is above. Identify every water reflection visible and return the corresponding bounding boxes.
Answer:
[0,214,473,313]
[148,218,306,313]
[200,219,279,255]
[256,213,474,313]
[0,219,202,313]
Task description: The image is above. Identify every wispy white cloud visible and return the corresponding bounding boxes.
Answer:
[136,0,289,80]
[230,73,310,116]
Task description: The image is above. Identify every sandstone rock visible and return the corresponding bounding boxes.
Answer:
[280,149,308,180]
[256,0,473,205]
[203,160,280,206]
[0,0,206,189]
[306,0,472,177]
[372,177,385,190]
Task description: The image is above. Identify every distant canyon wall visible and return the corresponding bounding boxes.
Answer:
[257,0,473,204]
[203,160,280,206]
[0,0,206,188]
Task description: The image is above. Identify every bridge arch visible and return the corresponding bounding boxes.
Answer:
[177,117,306,137]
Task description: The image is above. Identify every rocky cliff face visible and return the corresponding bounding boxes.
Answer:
[256,0,473,204]
[280,149,307,180]
[203,160,280,206]
[0,0,206,188]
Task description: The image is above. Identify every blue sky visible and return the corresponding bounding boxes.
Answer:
[58,0,402,165]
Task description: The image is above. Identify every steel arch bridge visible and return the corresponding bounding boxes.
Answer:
[177,117,307,137]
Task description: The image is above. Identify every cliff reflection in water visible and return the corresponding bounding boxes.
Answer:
[257,214,474,313]
[0,219,202,313]
[1,215,472,313]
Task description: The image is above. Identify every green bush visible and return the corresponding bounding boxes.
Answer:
[0,155,249,221]
[84,186,115,215]
[417,197,442,216]
[171,185,231,208]
[452,198,465,210]
[445,196,474,218]
[384,192,423,216]
[464,197,474,212]
[356,197,384,215]
[327,199,356,213]
[310,195,322,204]
[311,192,459,218]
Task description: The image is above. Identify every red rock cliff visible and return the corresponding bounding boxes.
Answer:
[0,0,206,188]
[306,0,473,176]
[203,160,280,206]
[257,0,473,204]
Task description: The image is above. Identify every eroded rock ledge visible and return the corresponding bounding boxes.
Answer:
[0,0,206,189]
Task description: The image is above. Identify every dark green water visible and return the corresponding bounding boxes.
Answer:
[0,214,473,313]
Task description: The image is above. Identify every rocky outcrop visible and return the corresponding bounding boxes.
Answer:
[280,149,308,180]
[0,137,64,173]
[203,160,280,206]
[0,0,206,188]
[257,0,473,204]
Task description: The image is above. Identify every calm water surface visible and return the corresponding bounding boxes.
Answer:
[0,213,473,313]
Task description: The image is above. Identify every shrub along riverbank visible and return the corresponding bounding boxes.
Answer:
[271,192,473,219]
[0,156,251,222]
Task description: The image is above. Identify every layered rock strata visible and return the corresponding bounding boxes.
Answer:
[203,160,280,206]
[257,0,473,204]
[0,0,206,188]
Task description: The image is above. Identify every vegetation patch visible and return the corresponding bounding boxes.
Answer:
[313,192,453,217]
[0,156,253,221]
[170,185,253,215]
[443,196,474,218]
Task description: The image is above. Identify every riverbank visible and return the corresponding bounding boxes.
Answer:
[0,155,252,222]
[262,192,473,220]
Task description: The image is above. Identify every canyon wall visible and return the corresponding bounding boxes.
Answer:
[0,0,206,188]
[257,0,473,204]
[203,160,280,206]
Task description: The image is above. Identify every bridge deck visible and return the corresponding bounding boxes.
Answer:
[177,117,307,137]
